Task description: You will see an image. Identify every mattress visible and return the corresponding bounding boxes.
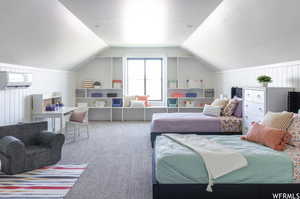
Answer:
[155,135,294,184]
[151,113,242,133]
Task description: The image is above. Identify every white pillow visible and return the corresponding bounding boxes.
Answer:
[203,104,221,117]
[211,98,229,109]
[130,100,145,108]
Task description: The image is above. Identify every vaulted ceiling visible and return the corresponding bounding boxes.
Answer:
[0,0,107,70]
[183,0,300,70]
[1,0,300,71]
[59,0,222,47]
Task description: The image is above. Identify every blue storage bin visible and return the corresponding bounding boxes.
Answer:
[91,92,103,97]
[168,98,178,107]
[112,98,123,107]
[186,92,197,97]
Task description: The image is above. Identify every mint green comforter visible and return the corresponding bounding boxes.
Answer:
[155,135,294,184]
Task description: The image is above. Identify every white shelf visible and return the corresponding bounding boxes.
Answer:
[76,88,122,90]
[76,97,122,99]
[178,107,204,109]
[167,97,213,99]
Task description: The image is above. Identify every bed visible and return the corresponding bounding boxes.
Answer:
[150,87,243,147]
[150,113,242,147]
[153,135,300,199]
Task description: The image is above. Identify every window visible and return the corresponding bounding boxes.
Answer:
[127,58,163,101]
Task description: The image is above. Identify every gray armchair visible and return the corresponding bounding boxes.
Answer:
[0,121,65,175]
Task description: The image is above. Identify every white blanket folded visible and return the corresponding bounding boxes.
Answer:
[164,134,248,191]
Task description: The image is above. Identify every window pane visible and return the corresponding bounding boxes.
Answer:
[146,79,161,100]
[127,59,145,96]
[146,59,162,100]
[128,79,144,96]
[127,58,162,101]
[127,59,144,79]
[146,59,162,79]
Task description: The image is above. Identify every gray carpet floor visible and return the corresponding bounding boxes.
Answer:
[60,121,152,199]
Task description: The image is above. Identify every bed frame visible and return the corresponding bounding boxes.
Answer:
[152,151,300,199]
[150,131,242,147]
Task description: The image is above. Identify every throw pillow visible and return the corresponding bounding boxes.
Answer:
[203,104,221,117]
[262,111,294,130]
[70,111,87,123]
[241,122,291,151]
[130,100,145,108]
[136,96,149,107]
[287,114,300,146]
[222,99,239,116]
[233,97,243,117]
[124,96,137,107]
[211,98,229,109]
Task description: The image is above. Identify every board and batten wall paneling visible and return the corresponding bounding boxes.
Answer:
[0,63,75,126]
[215,61,300,97]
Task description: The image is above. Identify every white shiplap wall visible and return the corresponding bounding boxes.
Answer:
[216,61,300,97]
[0,63,75,126]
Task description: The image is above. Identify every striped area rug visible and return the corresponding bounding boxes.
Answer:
[0,164,87,198]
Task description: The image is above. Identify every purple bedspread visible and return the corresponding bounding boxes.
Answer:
[151,112,221,133]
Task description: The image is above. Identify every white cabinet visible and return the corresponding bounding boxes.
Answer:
[243,87,294,133]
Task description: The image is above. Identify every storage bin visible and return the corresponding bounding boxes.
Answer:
[186,92,197,97]
[107,93,118,97]
[168,98,178,107]
[112,80,122,89]
[171,92,184,98]
[112,99,123,107]
[91,92,103,97]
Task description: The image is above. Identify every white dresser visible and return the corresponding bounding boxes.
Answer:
[243,87,294,133]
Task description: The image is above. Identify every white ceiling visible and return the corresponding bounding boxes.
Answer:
[59,0,222,47]
[183,0,300,70]
[0,0,107,70]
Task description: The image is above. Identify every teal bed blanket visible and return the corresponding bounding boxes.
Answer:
[155,135,294,184]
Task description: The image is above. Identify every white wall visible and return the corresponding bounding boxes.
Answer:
[0,0,107,70]
[183,0,300,70]
[0,63,75,126]
[216,61,300,97]
[75,47,216,89]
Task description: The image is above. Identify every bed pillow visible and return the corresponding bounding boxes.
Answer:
[211,98,228,109]
[262,111,294,130]
[222,99,239,116]
[241,122,291,151]
[287,114,300,146]
[130,100,145,108]
[70,111,87,123]
[203,104,221,117]
[233,98,243,117]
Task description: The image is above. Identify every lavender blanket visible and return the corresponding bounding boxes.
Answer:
[151,113,221,133]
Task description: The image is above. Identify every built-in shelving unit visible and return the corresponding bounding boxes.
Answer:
[75,56,215,121]
[166,56,215,112]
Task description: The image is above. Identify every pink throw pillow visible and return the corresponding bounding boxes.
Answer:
[241,122,291,151]
[70,111,87,123]
[136,96,149,107]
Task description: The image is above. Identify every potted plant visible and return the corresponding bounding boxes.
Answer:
[257,75,272,87]
[93,81,102,89]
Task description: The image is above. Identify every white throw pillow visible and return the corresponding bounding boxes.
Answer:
[203,104,221,117]
[130,100,145,108]
[211,98,229,109]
